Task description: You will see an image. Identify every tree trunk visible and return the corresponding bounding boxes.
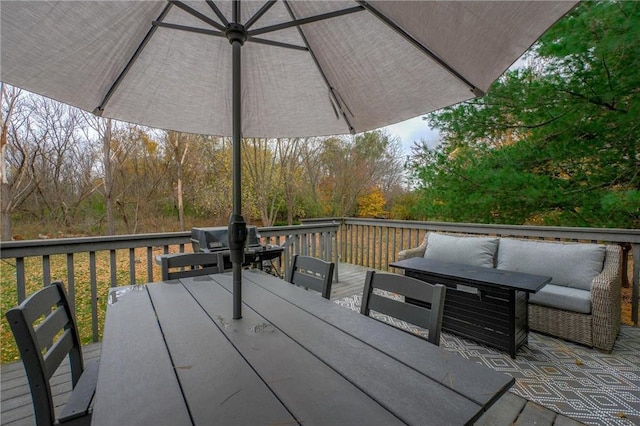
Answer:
[1,83,15,240]
[177,156,185,231]
[104,118,115,235]
[1,181,11,240]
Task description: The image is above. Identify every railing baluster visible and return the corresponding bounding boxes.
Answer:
[311,232,317,257]
[110,250,117,287]
[67,253,75,312]
[360,225,365,266]
[147,246,154,282]
[129,248,136,285]
[371,226,376,269]
[43,255,51,286]
[1,219,637,348]
[90,251,98,342]
[16,257,26,303]
[385,227,390,271]
[633,244,639,325]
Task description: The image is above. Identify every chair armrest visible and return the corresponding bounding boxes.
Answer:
[591,245,622,351]
[59,359,99,423]
[397,236,428,261]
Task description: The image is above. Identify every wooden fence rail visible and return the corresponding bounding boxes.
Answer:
[0,223,339,343]
[304,218,640,325]
[1,218,638,349]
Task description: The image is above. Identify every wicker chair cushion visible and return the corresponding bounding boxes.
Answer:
[529,284,591,314]
[423,232,498,268]
[497,238,605,291]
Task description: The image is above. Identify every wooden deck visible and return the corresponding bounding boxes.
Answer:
[1,342,101,426]
[1,263,582,426]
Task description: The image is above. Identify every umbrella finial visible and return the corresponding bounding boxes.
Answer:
[226,23,247,46]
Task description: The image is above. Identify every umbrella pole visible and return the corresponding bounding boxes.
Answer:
[227,18,248,320]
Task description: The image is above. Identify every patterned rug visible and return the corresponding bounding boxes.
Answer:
[335,294,640,426]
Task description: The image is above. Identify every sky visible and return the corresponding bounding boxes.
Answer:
[381,54,531,156]
[384,116,441,155]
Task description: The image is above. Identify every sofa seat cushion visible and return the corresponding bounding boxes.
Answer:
[529,284,591,314]
[496,238,605,291]
[423,232,498,268]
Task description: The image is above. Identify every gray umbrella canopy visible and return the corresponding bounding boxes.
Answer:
[1,1,577,138]
[1,0,578,317]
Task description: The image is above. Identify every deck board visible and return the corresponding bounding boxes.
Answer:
[1,263,583,425]
[1,343,101,426]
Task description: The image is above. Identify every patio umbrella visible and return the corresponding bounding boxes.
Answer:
[0,0,578,318]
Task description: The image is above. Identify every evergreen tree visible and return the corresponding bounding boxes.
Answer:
[411,1,639,228]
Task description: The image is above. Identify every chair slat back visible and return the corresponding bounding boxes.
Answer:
[287,255,335,299]
[160,252,225,281]
[5,281,84,426]
[361,271,446,346]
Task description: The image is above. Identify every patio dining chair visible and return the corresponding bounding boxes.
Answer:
[287,254,335,299]
[159,252,225,281]
[361,271,446,346]
[5,281,99,426]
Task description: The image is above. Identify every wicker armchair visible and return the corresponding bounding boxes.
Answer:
[528,245,622,351]
[397,235,429,261]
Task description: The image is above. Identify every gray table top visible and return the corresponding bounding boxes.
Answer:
[391,257,551,293]
[92,270,514,426]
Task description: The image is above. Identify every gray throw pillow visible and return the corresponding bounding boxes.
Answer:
[423,232,498,268]
[496,238,605,290]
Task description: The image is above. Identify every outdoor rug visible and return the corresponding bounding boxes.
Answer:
[335,294,640,426]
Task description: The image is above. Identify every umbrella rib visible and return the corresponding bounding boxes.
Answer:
[93,3,173,116]
[357,0,485,97]
[170,0,226,32]
[245,1,277,30]
[281,0,355,134]
[205,0,229,26]
[153,23,305,51]
[248,37,308,52]
[153,21,225,38]
[248,5,365,37]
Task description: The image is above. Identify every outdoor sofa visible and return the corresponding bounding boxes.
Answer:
[397,232,623,351]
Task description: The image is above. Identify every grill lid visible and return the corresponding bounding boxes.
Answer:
[190,226,262,252]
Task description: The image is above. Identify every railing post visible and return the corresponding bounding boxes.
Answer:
[66,253,75,312]
[633,243,639,326]
[16,257,26,303]
[110,250,117,287]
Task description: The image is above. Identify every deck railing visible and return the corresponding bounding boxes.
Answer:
[1,218,638,347]
[304,218,640,324]
[0,222,339,343]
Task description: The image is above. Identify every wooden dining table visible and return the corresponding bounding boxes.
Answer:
[91,269,515,426]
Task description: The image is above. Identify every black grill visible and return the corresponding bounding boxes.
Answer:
[190,226,283,272]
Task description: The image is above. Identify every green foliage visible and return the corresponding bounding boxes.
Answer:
[389,192,422,220]
[412,1,640,228]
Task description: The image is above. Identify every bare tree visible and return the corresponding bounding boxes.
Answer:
[1,84,19,239]
[109,124,169,233]
[103,119,114,234]
[317,131,404,217]
[277,137,304,225]
[242,138,281,226]
[165,131,191,230]
[27,96,99,229]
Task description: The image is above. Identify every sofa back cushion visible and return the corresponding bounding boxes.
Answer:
[496,238,605,291]
[424,232,498,268]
